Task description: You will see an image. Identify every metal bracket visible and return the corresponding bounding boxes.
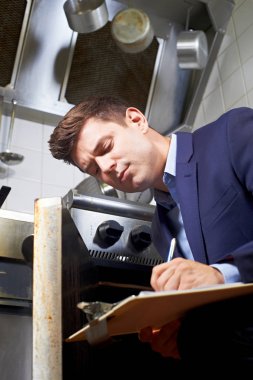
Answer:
[77,301,116,322]
[77,301,117,345]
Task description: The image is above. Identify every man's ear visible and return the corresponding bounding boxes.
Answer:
[125,107,149,133]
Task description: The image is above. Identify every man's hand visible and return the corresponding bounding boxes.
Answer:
[138,259,224,359]
[151,258,224,291]
[139,320,181,359]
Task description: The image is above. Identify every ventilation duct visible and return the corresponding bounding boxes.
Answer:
[0,0,235,135]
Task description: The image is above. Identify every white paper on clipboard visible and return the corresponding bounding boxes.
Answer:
[66,282,253,345]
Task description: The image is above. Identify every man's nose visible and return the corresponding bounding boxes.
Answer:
[95,156,116,173]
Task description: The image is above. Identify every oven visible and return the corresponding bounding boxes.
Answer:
[0,209,33,380]
[60,189,174,378]
[21,189,177,378]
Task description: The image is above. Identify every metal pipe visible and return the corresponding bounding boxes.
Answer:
[69,192,155,221]
[33,197,62,380]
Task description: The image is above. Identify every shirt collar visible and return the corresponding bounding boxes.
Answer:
[164,133,177,177]
[154,133,177,206]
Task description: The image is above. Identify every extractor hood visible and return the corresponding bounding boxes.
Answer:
[0,0,234,134]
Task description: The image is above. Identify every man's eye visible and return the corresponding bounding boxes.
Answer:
[95,165,100,175]
[103,139,113,152]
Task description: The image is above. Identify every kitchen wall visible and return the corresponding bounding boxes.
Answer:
[0,117,86,213]
[193,0,253,129]
[0,0,252,214]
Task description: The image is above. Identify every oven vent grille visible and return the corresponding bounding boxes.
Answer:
[89,249,163,267]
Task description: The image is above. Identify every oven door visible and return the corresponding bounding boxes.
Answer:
[0,259,32,380]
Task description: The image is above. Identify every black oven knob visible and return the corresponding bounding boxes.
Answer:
[130,225,152,251]
[96,220,124,246]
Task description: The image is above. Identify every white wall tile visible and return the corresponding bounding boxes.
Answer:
[233,0,253,37]
[11,118,43,151]
[242,56,253,91]
[42,152,74,187]
[41,183,70,198]
[237,24,253,63]
[222,68,246,109]
[247,87,253,107]
[73,168,86,186]
[203,86,225,124]
[218,42,241,83]
[5,178,41,214]
[203,62,221,98]
[219,18,236,54]
[234,0,246,11]
[192,104,206,131]
[0,164,11,181]
[42,124,54,153]
[6,147,42,182]
[231,95,248,108]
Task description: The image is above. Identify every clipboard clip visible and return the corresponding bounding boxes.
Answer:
[77,301,118,345]
[77,301,117,322]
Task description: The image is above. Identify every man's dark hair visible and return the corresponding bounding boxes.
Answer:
[48,96,128,165]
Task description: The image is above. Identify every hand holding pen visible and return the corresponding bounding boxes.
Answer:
[150,237,177,291]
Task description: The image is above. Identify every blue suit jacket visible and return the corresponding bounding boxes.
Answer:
[152,107,253,282]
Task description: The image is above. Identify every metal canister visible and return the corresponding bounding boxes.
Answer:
[177,30,208,69]
[111,8,154,54]
[64,0,109,33]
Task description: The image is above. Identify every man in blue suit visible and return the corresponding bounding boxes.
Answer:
[49,96,253,374]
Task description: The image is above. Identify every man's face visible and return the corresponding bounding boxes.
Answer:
[71,108,167,193]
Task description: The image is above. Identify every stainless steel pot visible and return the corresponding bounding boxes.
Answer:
[176,30,208,69]
[64,0,109,34]
[111,8,154,54]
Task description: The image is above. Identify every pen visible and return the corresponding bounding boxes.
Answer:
[168,237,176,261]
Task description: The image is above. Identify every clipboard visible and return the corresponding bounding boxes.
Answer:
[66,282,253,345]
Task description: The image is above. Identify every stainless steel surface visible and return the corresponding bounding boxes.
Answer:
[177,30,208,69]
[0,209,34,260]
[64,0,109,33]
[111,7,154,53]
[0,260,32,300]
[146,24,191,134]
[70,192,161,262]
[0,310,32,380]
[2,0,74,121]
[72,207,157,257]
[70,191,155,221]
[0,99,24,165]
[0,257,32,380]
[0,0,234,134]
[174,4,208,69]
[99,181,118,197]
[0,298,31,307]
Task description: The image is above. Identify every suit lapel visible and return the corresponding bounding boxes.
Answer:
[176,133,208,263]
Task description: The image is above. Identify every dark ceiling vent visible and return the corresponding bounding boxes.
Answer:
[0,0,27,87]
[0,0,235,133]
[65,22,159,112]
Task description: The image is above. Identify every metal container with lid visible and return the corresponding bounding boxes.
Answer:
[177,30,208,69]
[111,8,154,54]
[64,0,109,33]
